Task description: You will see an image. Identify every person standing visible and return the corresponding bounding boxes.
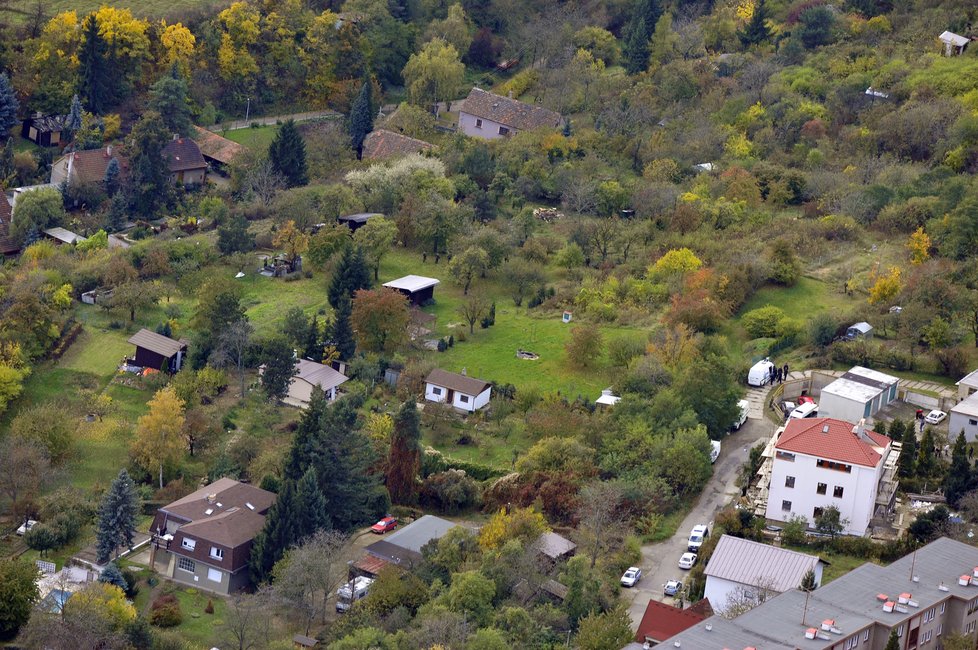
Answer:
[783,363,789,379]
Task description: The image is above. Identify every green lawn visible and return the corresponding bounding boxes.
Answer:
[223,125,278,152]
[237,269,330,336]
[784,544,875,584]
[169,586,226,648]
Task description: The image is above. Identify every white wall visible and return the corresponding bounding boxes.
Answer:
[705,567,824,614]
[458,112,512,140]
[818,392,871,423]
[950,410,978,443]
[765,450,880,535]
[425,382,448,404]
[452,387,491,412]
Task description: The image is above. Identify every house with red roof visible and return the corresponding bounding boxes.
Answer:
[764,417,894,536]
[635,598,711,646]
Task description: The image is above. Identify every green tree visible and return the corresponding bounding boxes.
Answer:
[103,157,121,196]
[65,94,83,139]
[327,246,372,309]
[328,295,357,361]
[448,245,489,295]
[944,432,973,507]
[897,423,917,479]
[269,120,308,188]
[445,570,495,626]
[259,336,297,402]
[353,216,398,281]
[349,76,374,160]
[295,467,331,539]
[148,73,192,136]
[0,73,19,135]
[884,630,900,650]
[769,239,801,286]
[350,288,410,353]
[95,470,139,563]
[10,187,65,245]
[387,399,422,505]
[217,212,254,255]
[98,563,127,591]
[0,558,39,638]
[623,0,661,74]
[501,260,544,307]
[798,6,835,49]
[250,479,298,583]
[128,111,171,216]
[402,38,465,107]
[575,607,632,650]
[78,14,111,113]
[916,427,937,477]
[814,505,848,538]
[738,0,770,47]
[800,568,816,591]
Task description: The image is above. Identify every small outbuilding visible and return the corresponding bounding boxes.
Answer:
[818,365,898,422]
[292,634,319,649]
[43,227,87,246]
[940,30,970,56]
[950,393,978,442]
[425,368,491,412]
[956,369,978,399]
[383,275,439,306]
[283,358,349,408]
[846,321,873,340]
[127,328,188,373]
[21,114,66,147]
[534,531,577,563]
[595,388,621,407]
[337,213,382,232]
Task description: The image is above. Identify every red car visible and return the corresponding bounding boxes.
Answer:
[371,517,398,534]
[797,396,815,405]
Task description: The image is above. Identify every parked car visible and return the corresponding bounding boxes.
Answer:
[679,552,698,570]
[621,567,642,587]
[797,395,815,405]
[663,579,683,597]
[710,440,721,464]
[731,399,749,430]
[687,524,709,552]
[370,516,398,534]
[925,410,947,425]
[15,520,37,536]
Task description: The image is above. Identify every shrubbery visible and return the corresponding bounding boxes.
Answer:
[149,594,183,627]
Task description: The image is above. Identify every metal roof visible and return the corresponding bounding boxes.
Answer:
[940,31,970,46]
[338,212,383,224]
[43,227,87,244]
[383,275,440,293]
[127,328,187,358]
[294,358,348,391]
[705,534,824,593]
[822,377,885,403]
[951,392,978,418]
[957,369,978,388]
[381,515,456,554]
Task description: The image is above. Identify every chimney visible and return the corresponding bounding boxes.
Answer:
[105,145,112,158]
[206,493,217,504]
[508,90,513,98]
[172,133,179,141]
[852,418,875,444]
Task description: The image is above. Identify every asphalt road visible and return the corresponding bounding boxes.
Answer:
[625,415,775,628]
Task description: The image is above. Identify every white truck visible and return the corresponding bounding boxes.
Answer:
[710,440,721,464]
[336,576,374,613]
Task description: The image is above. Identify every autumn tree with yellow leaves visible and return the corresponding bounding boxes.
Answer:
[132,386,186,489]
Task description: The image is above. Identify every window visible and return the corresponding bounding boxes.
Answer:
[813,507,824,519]
[937,623,943,636]
[785,476,796,488]
[969,598,978,615]
[844,637,857,650]
[863,630,870,642]
[817,459,852,473]
[210,547,223,560]
[207,567,222,583]
[940,602,946,614]
[776,451,796,462]
[498,126,510,136]
[970,419,977,426]
[897,624,904,637]
[459,395,469,403]
[782,500,792,511]
[817,482,827,495]
[475,119,483,129]
[177,557,196,573]
[925,607,935,622]
[924,630,932,643]
[834,485,845,498]
[181,537,196,551]
[431,387,442,396]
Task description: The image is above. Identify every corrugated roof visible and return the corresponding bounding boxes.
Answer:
[383,275,440,293]
[127,328,187,358]
[362,129,434,160]
[43,227,86,244]
[163,138,207,172]
[294,358,349,391]
[535,531,577,559]
[636,599,708,642]
[380,515,456,554]
[775,418,888,467]
[192,126,245,165]
[426,368,490,397]
[704,534,823,593]
[461,88,562,131]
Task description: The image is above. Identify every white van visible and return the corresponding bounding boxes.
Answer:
[747,359,775,387]
[336,576,374,612]
[731,399,749,430]
[710,440,721,464]
[788,401,818,420]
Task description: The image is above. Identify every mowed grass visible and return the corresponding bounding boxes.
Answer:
[169,587,227,647]
[224,125,278,152]
[237,268,330,335]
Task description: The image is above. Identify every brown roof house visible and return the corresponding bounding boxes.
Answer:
[425,368,491,412]
[128,328,188,373]
[191,126,245,169]
[50,146,127,187]
[150,478,276,594]
[283,358,349,408]
[458,87,562,140]
[163,137,207,186]
[362,129,434,160]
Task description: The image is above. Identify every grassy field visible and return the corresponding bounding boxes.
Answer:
[223,125,278,152]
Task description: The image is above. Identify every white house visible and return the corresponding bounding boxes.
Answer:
[458,88,562,140]
[940,31,969,56]
[956,369,978,399]
[283,358,349,408]
[704,534,825,615]
[425,368,491,412]
[950,393,978,442]
[818,366,898,423]
[764,417,892,536]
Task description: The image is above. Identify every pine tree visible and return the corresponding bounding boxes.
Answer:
[917,428,937,477]
[249,479,298,583]
[329,295,357,361]
[295,467,331,539]
[327,246,372,309]
[349,75,374,160]
[258,336,298,402]
[128,111,171,216]
[387,399,422,504]
[0,73,20,135]
[0,138,13,185]
[303,315,322,360]
[283,388,330,483]
[897,422,917,479]
[888,418,905,441]
[944,431,973,507]
[95,470,139,564]
[874,419,887,438]
[99,562,127,590]
[104,157,121,197]
[65,94,83,138]
[78,14,111,113]
[800,568,816,591]
[622,0,661,74]
[148,74,192,136]
[268,119,308,188]
[884,630,899,650]
[217,212,254,255]
[737,0,771,47]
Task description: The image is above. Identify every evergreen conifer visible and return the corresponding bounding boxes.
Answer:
[349,75,374,160]
[268,120,308,188]
[95,470,139,564]
[387,399,422,504]
[79,14,111,113]
[738,0,771,47]
[0,73,20,135]
[327,246,372,308]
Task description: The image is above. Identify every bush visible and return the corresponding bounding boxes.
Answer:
[204,599,214,614]
[419,469,481,513]
[742,306,788,338]
[149,594,183,627]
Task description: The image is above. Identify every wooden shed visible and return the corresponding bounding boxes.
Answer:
[127,328,188,373]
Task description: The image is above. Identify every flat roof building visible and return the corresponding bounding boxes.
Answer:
[819,366,899,423]
[383,275,440,305]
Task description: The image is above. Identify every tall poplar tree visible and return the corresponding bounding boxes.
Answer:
[268,120,308,188]
[95,470,139,564]
[78,14,110,113]
[386,399,422,504]
[349,75,374,160]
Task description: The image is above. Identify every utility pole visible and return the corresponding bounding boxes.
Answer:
[245,97,251,122]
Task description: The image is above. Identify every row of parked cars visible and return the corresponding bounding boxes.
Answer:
[620,524,709,597]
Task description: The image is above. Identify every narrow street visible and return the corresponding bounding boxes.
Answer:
[625,415,775,628]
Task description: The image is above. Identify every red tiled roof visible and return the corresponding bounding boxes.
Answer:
[58,148,129,185]
[776,417,889,467]
[635,599,708,643]
[362,129,434,160]
[163,138,207,172]
[461,87,562,131]
[192,126,245,165]
[353,554,391,576]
